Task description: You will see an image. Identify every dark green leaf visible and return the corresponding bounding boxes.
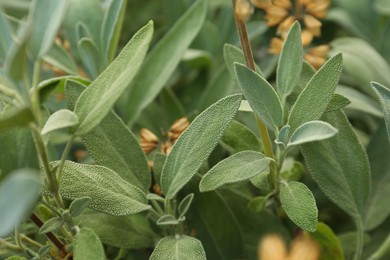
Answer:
[150,235,206,260]
[220,120,262,153]
[371,82,390,141]
[74,21,153,135]
[41,109,78,136]
[248,196,266,213]
[74,227,105,260]
[39,217,64,234]
[309,222,345,260]
[199,151,270,192]
[325,93,351,113]
[161,94,242,199]
[235,63,283,131]
[69,197,92,217]
[280,181,318,232]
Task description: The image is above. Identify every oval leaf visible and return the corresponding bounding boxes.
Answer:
[287,120,338,148]
[161,94,242,199]
[74,21,153,135]
[39,217,64,234]
[220,120,262,153]
[371,82,390,142]
[69,197,92,217]
[288,53,343,131]
[199,151,270,192]
[150,235,206,260]
[280,181,318,232]
[178,193,194,218]
[74,227,105,260]
[276,21,303,96]
[157,215,179,226]
[41,109,79,136]
[234,63,283,131]
[56,161,151,216]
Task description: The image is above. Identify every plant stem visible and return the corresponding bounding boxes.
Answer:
[0,238,22,251]
[354,216,365,260]
[114,248,127,260]
[57,135,76,180]
[368,233,390,260]
[151,200,165,216]
[32,60,42,126]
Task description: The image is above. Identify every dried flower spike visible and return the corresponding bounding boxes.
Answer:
[140,128,159,155]
[235,0,254,22]
[168,117,190,142]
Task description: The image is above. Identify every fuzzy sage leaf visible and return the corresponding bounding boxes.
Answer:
[41,109,78,136]
[161,94,242,199]
[150,235,206,260]
[280,181,318,232]
[74,227,105,260]
[178,193,194,218]
[371,81,390,141]
[39,217,64,234]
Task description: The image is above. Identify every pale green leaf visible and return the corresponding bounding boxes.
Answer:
[28,0,67,58]
[371,82,390,141]
[178,193,194,218]
[287,120,338,148]
[199,151,270,192]
[0,107,34,131]
[150,235,206,260]
[78,37,100,79]
[288,53,343,131]
[74,21,153,135]
[336,86,381,117]
[122,0,207,124]
[0,12,13,63]
[221,120,262,153]
[234,63,283,131]
[0,169,41,237]
[41,109,78,136]
[374,0,390,15]
[65,80,151,191]
[43,42,78,75]
[69,197,91,217]
[74,227,105,260]
[39,217,64,234]
[280,181,318,232]
[157,215,179,226]
[301,110,371,217]
[56,160,151,216]
[275,125,290,147]
[161,94,242,199]
[276,21,303,97]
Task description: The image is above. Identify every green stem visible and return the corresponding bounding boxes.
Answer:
[151,200,165,216]
[354,217,365,260]
[368,233,390,260]
[0,238,22,251]
[20,234,42,249]
[32,60,42,126]
[114,248,127,260]
[57,135,76,181]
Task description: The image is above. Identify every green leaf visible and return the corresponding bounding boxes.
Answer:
[28,0,67,58]
[276,21,303,97]
[65,80,151,191]
[178,193,194,218]
[150,235,206,260]
[199,151,270,192]
[280,181,318,232]
[374,0,390,15]
[41,109,78,136]
[247,196,266,213]
[74,227,105,260]
[43,42,78,75]
[371,82,390,141]
[0,12,13,63]
[121,0,207,124]
[337,86,381,117]
[288,53,343,131]
[234,63,283,131]
[0,107,34,131]
[161,94,242,199]
[0,169,41,237]
[75,210,156,249]
[39,217,64,234]
[69,197,92,217]
[56,160,151,216]
[325,93,351,113]
[301,110,371,217]
[287,120,338,148]
[220,120,262,153]
[157,215,179,226]
[308,222,345,260]
[78,38,100,79]
[280,161,304,182]
[275,125,290,147]
[74,21,153,135]
[101,0,126,63]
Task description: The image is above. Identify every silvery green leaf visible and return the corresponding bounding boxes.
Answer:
[220,120,262,153]
[287,120,338,148]
[56,160,151,216]
[301,111,371,217]
[28,0,67,59]
[280,181,318,232]
[325,93,351,113]
[371,82,390,141]
[275,125,290,147]
[146,193,165,202]
[74,227,105,260]
[77,37,100,79]
[122,0,207,124]
[41,109,79,136]
[178,193,194,218]
[234,63,283,131]
[150,235,206,260]
[276,21,303,97]
[74,21,153,135]
[43,42,78,75]
[238,100,253,112]
[161,94,242,199]
[0,169,41,237]
[69,197,92,217]
[39,217,64,234]
[157,215,179,226]
[288,53,343,131]
[199,151,270,192]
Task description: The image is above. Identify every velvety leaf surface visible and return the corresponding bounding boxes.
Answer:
[280,181,318,232]
[288,53,343,131]
[41,109,78,136]
[74,227,105,260]
[74,21,153,135]
[150,235,206,260]
[235,63,283,131]
[276,21,303,97]
[220,120,262,153]
[371,82,390,141]
[161,94,242,199]
[122,0,207,124]
[301,111,371,217]
[199,151,270,192]
[0,169,41,237]
[287,120,338,147]
[56,160,150,215]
